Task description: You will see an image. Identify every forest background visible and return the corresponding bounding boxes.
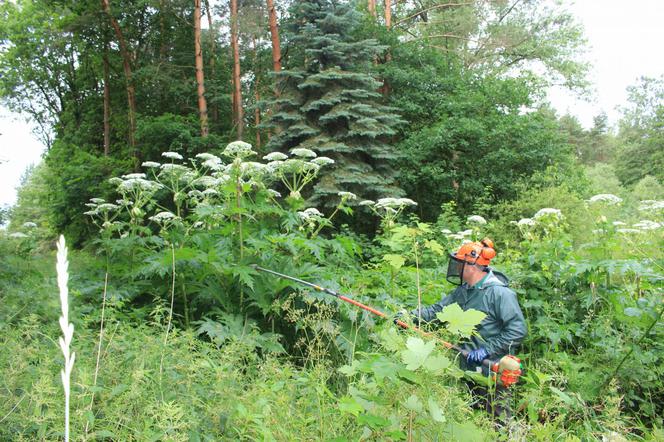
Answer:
[0,0,663,440]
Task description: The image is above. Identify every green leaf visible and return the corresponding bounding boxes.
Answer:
[378,327,404,353]
[338,396,364,416]
[383,253,406,270]
[424,239,445,255]
[404,394,424,413]
[109,383,129,398]
[401,337,435,370]
[428,398,445,423]
[93,430,119,438]
[443,422,487,441]
[357,413,390,429]
[232,265,257,290]
[549,386,574,406]
[423,355,451,374]
[338,360,359,376]
[368,357,401,382]
[397,368,423,384]
[436,304,486,337]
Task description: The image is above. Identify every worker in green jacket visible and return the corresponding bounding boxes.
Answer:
[401,238,527,421]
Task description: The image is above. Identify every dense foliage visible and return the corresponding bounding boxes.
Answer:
[1,0,664,440]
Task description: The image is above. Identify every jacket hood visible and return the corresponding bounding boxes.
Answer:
[481,269,509,288]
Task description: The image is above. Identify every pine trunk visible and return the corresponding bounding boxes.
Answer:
[101,0,137,153]
[204,0,218,124]
[266,0,282,73]
[253,34,261,150]
[385,0,392,28]
[231,0,243,138]
[368,0,376,17]
[381,0,392,95]
[102,43,111,155]
[194,0,209,137]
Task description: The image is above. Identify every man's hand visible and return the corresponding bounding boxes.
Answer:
[466,347,489,363]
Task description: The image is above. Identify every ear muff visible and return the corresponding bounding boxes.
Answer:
[480,238,496,261]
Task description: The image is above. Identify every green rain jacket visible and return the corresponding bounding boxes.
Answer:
[411,270,527,371]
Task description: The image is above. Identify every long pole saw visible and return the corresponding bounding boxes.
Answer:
[251,265,523,387]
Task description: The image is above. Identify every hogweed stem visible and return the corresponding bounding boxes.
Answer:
[56,235,75,442]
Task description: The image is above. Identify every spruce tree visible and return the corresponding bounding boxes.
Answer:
[263,0,404,207]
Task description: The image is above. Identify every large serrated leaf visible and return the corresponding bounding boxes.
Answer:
[423,354,451,374]
[436,303,486,337]
[338,396,363,416]
[404,394,424,413]
[401,337,435,370]
[383,253,406,270]
[428,398,445,423]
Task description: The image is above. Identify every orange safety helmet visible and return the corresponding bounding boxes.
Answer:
[453,238,496,266]
[446,238,496,285]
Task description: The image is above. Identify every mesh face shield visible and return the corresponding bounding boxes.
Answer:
[446,253,467,285]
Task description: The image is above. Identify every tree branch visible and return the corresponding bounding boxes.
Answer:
[394,2,473,27]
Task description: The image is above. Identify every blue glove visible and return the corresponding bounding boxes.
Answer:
[466,347,489,364]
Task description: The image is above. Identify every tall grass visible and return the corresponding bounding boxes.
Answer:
[56,235,75,441]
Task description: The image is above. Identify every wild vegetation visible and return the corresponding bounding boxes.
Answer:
[1,0,663,440]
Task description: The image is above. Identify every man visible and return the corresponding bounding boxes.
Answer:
[400,238,527,420]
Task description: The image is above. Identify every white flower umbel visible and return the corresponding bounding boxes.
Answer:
[311,156,334,166]
[263,151,288,161]
[517,218,536,226]
[202,188,219,197]
[366,197,418,227]
[22,221,37,228]
[290,148,317,158]
[375,197,418,209]
[97,203,119,212]
[588,194,623,205]
[192,176,220,188]
[270,158,322,199]
[633,220,661,230]
[533,208,563,219]
[338,191,357,201]
[638,200,664,211]
[223,141,256,159]
[467,215,487,225]
[56,235,75,442]
[162,151,183,160]
[141,161,161,168]
[617,228,643,234]
[298,207,324,221]
[196,152,222,162]
[9,232,28,238]
[122,173,146,180]
[149,211,178,224]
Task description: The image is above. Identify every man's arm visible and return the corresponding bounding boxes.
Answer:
[408,291,458,324]
[484,289,527,356]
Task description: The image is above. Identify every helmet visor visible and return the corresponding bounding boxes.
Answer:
[446,254,466,285]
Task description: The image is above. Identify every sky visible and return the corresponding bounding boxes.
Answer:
[1,0,664,207]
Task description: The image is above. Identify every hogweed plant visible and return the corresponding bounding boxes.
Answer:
[56,235,75,442]
[359,197,417,230]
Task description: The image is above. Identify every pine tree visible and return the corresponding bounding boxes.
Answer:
[263,0,405,207]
